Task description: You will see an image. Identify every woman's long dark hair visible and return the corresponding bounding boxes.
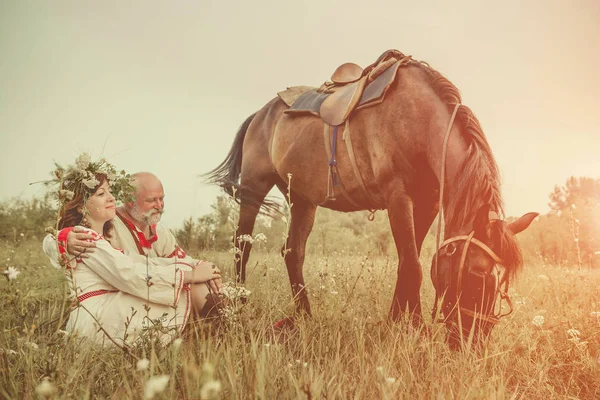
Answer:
[58,173,114,238]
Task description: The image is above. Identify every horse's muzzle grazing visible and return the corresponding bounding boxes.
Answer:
[431,232,513,349]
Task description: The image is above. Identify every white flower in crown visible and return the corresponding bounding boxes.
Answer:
[106,171,117,183]
[82,176,100,189]
[74,153,92,171]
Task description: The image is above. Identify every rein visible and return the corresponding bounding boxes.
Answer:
[431,103,512,326]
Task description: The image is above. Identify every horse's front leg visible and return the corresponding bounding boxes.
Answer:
[387,191,422,324]
[282,197,317,316]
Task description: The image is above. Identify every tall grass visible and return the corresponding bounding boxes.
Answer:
[1,236,599,399]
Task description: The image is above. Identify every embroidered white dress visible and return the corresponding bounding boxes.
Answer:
[44,217,198,346]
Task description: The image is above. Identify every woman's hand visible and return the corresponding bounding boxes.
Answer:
[183,261,221,286]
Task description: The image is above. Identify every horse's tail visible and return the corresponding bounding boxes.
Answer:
[203,113,281,214]
[203,112,257,196]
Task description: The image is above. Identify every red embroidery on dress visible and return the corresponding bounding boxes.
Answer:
[167,246,187,259]
[76,289,117,303]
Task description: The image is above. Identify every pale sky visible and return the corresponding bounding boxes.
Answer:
[1,0,599,228]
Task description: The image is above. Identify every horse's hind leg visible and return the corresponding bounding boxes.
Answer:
[282,196,316,315]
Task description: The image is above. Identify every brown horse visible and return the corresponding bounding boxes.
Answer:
[206,50,537,346]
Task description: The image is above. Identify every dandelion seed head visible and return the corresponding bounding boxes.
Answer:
[200,380,222,400]
[136,358,150,371]
[35,378,56,398]
[144,375,169,399]
[172,338,183,350]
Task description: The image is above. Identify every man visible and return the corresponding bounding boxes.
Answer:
[43,172,222,294]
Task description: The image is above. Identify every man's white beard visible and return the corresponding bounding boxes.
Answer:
[129,204,163,226]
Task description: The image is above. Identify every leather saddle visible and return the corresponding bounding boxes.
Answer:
[283,50,412,126]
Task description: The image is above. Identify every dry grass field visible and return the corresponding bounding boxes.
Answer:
[1,236,600,399]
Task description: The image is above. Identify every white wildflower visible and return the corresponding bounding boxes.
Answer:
[537,274,549,281]
[200,380,222,400]
[24,341,38,350]
[331,291,338,295]
[172,338,183,350]
[57,329,69,336]
[566,328,581,338]
[3,266,20,281]
[386,377,396,384]
[136,358,150,371]
[254,233,267,243]
[590,311,600,317]
[75,153,91,171]
[35,378,56,398]
[82,177,100,189]
[532,315,544,327]
[229,247,242,255]
[595,251,600,255]
[144,375,169,399]
[238,234,254,244]
[221,282,251,300]
[376,366,385,375]
[19,233,24,237]
[1,349,18,355]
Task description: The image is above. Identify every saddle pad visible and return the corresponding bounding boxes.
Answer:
[277,86,316,107]
[284,60,401,119]
[284,90,329,116]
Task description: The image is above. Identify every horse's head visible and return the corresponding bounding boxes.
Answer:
[431,205,538,349]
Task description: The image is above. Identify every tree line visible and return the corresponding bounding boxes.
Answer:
[2,177,598,267]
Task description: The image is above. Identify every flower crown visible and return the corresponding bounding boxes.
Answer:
[50,153,136,204]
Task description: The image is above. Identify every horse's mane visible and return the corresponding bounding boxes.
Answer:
[416,61,523,275]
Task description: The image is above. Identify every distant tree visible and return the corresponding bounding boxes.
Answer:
[524,176,600,267]
[549,177,600,213]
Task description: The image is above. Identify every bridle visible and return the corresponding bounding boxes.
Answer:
[433,231,514,326]
[431,104,513,327]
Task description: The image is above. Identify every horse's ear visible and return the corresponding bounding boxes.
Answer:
[508,212,539,235]
[473,204,492,240]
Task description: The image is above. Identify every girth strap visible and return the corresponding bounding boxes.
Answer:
[342,119,379,208]
[322,123,362,207]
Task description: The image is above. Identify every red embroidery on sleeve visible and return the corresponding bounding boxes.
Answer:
[57,227,74,255]
[167,246,187,259]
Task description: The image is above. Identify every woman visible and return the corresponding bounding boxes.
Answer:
[53,157,222,346]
